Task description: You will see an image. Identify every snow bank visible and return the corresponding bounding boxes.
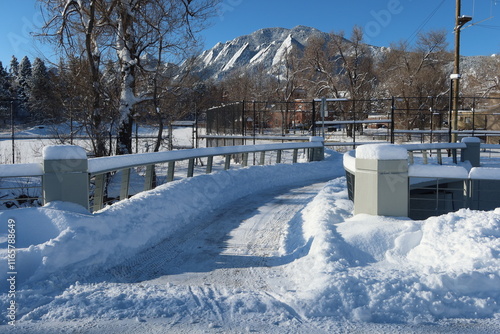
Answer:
[356,143,407,160]
[285,181,500,323]
[0,151,344,289]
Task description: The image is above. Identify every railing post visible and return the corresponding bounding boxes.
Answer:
[461,137,480,167]
[224,154,231,170]
[42,145,89,210]
[354,144,409,217]
[242,152,249,167]
[187,158,195,177]
[144,165,154,191]
[93,173,105,212]
[167,161,175,182]
[259,151,266,165]
[206,156,213,174]
[309,136,324,162]
[292,149,298,163]
[120,168,131,200]
[423,150,428,164]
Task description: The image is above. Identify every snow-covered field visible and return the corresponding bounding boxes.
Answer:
[0,146,498,333]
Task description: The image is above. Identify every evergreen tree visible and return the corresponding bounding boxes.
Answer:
[18,56,32,102]
[9,56,19,79]
[0,61,12,126]
[13,56,33,120]
[29,57,56,121]
[8,56,19,100]
[0,61,11,100]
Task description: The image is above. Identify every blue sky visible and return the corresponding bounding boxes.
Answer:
[1,0,499,68]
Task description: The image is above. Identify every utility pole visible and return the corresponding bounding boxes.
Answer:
[11,101,14,164]
[451,0,472,142]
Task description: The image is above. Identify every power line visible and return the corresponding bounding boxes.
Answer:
[405,0,447,47]
[476,23,500,30]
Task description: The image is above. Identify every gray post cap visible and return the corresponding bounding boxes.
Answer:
[356,143,407,160]
[43,145,88,173]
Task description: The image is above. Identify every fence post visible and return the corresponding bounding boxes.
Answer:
[461,137,480,167]
[42,145,89,210]
[309,136,324,161]
[354,144,408,217]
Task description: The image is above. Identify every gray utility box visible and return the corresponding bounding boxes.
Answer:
[42,146,90,210]
[354,158,408,217]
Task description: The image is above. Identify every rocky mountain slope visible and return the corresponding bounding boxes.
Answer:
[189,26,330,80]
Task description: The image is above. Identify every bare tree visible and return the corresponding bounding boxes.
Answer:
[329,27,377,135]
[39,0,219,155]
[302,35,341,98]
[109,0,220,155]
[39,0,111,156]
[377,30,452,130]
[463,56,500,97]
[301,27,376,136]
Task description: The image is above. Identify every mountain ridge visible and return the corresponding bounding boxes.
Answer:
[188,25,496,89]
[191,25,331,80]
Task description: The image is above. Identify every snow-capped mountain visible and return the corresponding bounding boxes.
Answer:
[190,26,329,80]
[188,25,498,92]
[188,25,386,81]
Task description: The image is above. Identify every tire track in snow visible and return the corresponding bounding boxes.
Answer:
[97,180,331,326]
[104,181,328,292]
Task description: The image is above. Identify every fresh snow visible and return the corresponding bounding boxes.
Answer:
[342,149,356,173]
[0,163,43,178]
[250,44,272,64]
[356,143,408,160]
[272,35,295,67]
[470,167,500,180]
[42,145,88,160]
[409,164,470,179]
[0,150,499,333]
[462,137,481,143]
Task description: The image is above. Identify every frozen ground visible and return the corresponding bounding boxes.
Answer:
[0,149,498,333]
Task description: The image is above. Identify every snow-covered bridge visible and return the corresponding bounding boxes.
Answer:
[0,139,499,332]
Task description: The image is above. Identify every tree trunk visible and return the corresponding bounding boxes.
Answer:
[115,4,136,155]
[153,114,164,153]
[86,0,107,157]
[116,114,133,155]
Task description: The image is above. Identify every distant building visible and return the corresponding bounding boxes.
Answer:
[458,94,500,143]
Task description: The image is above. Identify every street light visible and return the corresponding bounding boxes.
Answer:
[451,0,472,143]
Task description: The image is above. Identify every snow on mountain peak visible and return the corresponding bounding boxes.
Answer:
[272,34,301,68]
[192,26,328,80]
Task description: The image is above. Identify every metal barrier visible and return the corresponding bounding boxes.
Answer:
[0,164,44,209]
[344,138,500,219]
[0,138,325,213]
[89,140,324,212]
[409,177,467,220]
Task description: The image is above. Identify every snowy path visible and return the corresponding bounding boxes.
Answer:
[104,182,324,294]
